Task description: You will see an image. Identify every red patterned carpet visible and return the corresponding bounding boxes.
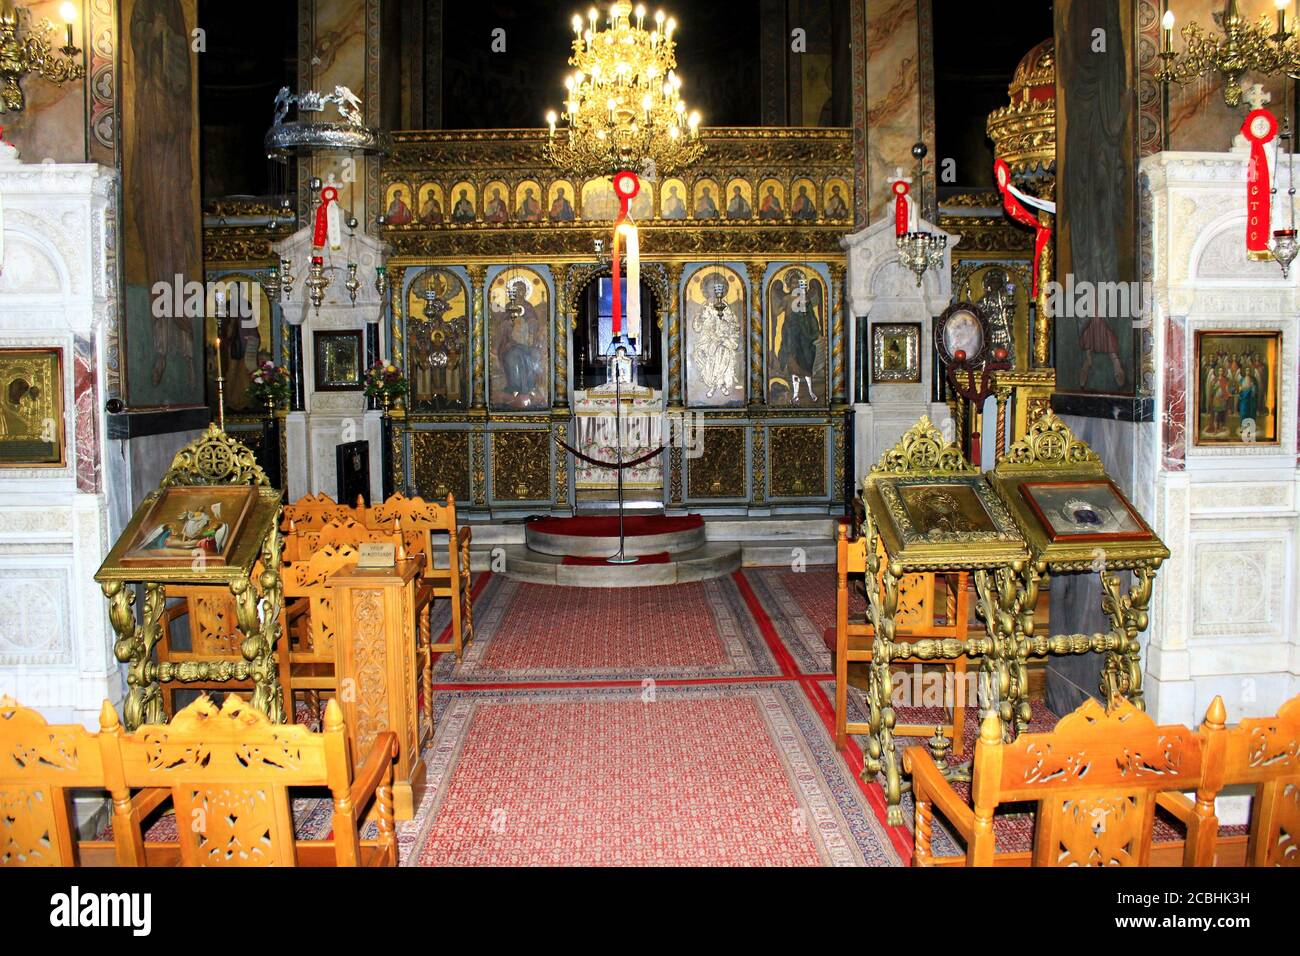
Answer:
[394,568,915,865]
[433,574,780,682]
[405,684,900,866]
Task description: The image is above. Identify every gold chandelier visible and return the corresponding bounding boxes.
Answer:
[0,1,83,114]
[1158,0,1300,107]
[546,3,703,178]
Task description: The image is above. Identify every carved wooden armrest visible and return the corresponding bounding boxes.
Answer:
[349,730,398,820]
[160,602,190,626]
[130,787,173,819]
[1155,790,1197,823]
[904,745,974,839]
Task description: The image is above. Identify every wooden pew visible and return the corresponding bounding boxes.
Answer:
[368,493,475,661]
[0,694,397,867]
[1166,693,1300,867]
[905,697,1205,867]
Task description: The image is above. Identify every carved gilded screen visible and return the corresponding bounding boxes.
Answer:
[684,265,746,408]
[407,268,470,411]
[488,267,550,411]
[766,265,827,406]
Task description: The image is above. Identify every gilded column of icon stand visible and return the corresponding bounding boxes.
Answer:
[96,425,286,729]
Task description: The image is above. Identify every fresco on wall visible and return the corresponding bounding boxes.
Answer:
[766,265,826,406]
[121,0,203,408]
[488,267,550,410]
[684,266,746,408]
[408,269,470,411]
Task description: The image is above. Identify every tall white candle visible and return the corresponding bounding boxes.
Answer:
[619,221,641,341]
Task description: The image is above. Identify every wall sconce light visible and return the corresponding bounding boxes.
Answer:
[0,1,85,114]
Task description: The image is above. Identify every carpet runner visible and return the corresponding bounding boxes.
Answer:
[404,682,902,866]
[432,573,781,682]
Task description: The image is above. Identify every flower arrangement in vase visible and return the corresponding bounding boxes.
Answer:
[247,361,291,414]
[364,361,408,412]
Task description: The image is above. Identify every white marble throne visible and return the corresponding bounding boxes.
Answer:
[0,150,124,727]
[275,225,387,502]
[841,214,959,480]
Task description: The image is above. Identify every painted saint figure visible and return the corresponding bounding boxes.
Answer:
[491,277,547,408]
[662,185,686,220]
[759,185,784,220]
[791,185,816,220]
[726,186,751,220]
[824,184,849,220]
[451,188,475,223]
[549,187,575,221]
[484,187,508,223]
[695,185,719,219]
[385,188,413,225]
[691,279,743,400]
[771,270,823,404]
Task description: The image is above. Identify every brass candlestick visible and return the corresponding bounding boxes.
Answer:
[214,335,226,431]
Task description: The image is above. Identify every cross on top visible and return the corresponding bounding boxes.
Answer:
[1243,83,1272,111]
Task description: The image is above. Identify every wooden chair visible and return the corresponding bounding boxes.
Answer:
[0,695,118,866]
[368,493,474,661]
[1168,694,1300,867]
[905,696,1205,866]
[835,523,970,753]
[108,693,397,866]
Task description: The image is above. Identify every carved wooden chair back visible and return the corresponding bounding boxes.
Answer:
[281,493,363,562]
[1183,694,1300,867]
[0,696,111,866]
[908,698,1205,867]
[834,524,969,752]
[107,694,397,866]
[280,545,362,722]
[367,492,474,659]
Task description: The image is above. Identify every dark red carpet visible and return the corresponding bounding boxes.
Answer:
[528,514,703,537]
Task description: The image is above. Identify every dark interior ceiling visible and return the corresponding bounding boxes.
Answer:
[441,1,764,130]
[198,0,298,201]
[197,0,1051,200]
[932,0,1054,193]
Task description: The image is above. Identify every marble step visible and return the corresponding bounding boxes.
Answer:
[704,516,838,542]
[740,538,835,568]
[491,543,742,587]
[525,515,706,557]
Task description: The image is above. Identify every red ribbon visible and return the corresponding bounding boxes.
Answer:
[994,159,1051,297]
[892,180,909,236]
[313,185,339,249]
[609,170,640,337]
[1242,109,1279,260]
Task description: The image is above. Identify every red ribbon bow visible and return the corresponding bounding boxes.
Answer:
[994,159,1051,297]
[1241,109,1279,260]
[313,185,339,249]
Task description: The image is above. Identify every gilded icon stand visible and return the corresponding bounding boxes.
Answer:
[95,425,286,729]
[859,417,1030,825]
[988,413,1169,709]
